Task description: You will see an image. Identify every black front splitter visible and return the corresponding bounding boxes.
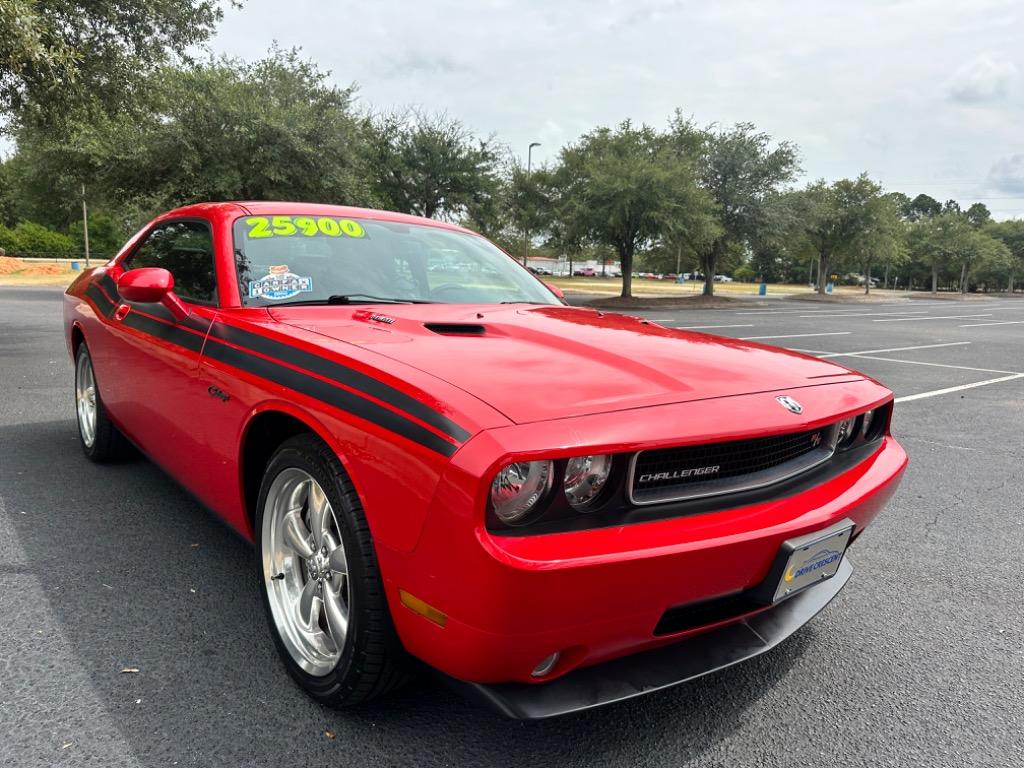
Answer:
[448,558,853,719]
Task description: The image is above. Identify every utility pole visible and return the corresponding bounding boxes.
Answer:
[523,142,540,266]
[81,183,91,268]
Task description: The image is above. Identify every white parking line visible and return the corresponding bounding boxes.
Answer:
[796,311,932,318]
[836,354,1022,376]
[741,332,851,340]
[798,342,971,358]
[895,374,1024,403]
[873,314,993,323]
[959,320,1024,327]
[676,324,755,330]
[734,310,805,315]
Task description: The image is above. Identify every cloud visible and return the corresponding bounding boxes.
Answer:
[946,54,1017,104]
[987,154,1024,193]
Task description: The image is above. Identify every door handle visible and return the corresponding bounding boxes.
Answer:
[114,304,131,321]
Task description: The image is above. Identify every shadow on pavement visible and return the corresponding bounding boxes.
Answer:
[1,419,812,767]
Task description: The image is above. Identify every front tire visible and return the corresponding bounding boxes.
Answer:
[75,342,129,462]
[256,434,410,706]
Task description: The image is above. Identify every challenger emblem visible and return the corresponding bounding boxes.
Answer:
[810,432,822,447]
[638,465,720,483]
[776,395,803,414]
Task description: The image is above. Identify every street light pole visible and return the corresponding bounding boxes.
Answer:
[524,141,540,266]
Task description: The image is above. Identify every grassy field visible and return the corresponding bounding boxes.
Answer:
[545,276,887,297]
[0,259,902,300]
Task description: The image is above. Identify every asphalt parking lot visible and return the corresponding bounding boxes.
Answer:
[2,287,1023,767]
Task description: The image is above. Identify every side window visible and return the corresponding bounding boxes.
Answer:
[127,220,217,304]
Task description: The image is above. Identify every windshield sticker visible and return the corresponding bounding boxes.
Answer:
[248,265,314,300]
[245,216,366,240]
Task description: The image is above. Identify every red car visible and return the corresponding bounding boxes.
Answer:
[64,202,907,718]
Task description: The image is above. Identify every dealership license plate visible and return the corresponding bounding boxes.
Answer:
[772,524,853,603]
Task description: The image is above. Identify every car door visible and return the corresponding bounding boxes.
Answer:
[98,218,221,489]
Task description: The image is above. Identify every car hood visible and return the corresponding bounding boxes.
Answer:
[268,304,861,425]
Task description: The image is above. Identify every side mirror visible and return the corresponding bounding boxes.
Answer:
[545,282,566,301]
[117,267,191,321]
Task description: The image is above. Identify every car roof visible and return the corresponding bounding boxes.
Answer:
[163,201,476,235]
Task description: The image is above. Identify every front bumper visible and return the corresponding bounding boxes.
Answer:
[382,433,904,682]
[451,558,853,719]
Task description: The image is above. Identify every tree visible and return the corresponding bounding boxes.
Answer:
[684,120,799,296]
[965,202,992,228]
[852,193,906,294]
[368,109,500,222]
[9,48,376,227]
[799,175,887,294]
[0,158,14,226]
[906,193,942,222]
[552,120,711,297]
[907,213,987,294]
[986,219,1024,292]
[0,0,224,125]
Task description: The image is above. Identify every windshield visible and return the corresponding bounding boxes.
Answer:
[232,215,560,306]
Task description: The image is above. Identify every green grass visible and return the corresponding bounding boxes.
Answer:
[544,276,877,297]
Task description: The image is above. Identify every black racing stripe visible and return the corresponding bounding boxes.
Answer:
[85,284,115,317]
[121,311,206,354]
[94,271,460,455]
[97,272,119,299]
[203,338,458,457]
[209,322,471,443]
[135,300,212,334]
[97,272,211,334]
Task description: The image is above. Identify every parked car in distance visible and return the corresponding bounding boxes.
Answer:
[714,274,734,282]
[64,201,906,719]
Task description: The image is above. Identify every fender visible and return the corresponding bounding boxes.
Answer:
[237,399,370,540]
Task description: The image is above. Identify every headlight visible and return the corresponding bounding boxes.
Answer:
[490,460,554,524]
[563,454,613,509]
[835,417,857,448]
[862,409,874,437]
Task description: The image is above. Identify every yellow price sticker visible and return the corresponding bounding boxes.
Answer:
[245,216,366,240]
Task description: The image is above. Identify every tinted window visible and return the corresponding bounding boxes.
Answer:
[129,220,217,303]
[232,215,559,306]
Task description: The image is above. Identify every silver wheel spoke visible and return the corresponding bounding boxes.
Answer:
[297,577,320,628]
[308,481,331,549]
[261,467,351,677]
[282,510,315,559]
[328,545,348,577]
[322,584,349,646]
[76,356,97,447]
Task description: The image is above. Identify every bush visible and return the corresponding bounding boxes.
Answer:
[733,264,756,282]
[0,221,75,257]
[68,213,127,260]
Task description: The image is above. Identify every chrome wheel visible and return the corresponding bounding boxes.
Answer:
[261,468,351,677]
[75,351,97,448]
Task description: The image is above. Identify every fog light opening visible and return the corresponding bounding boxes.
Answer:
[531,651,561,678]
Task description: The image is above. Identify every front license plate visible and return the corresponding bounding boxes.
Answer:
[772,523,853,603]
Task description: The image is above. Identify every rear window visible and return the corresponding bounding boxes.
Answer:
[232,215,559,306]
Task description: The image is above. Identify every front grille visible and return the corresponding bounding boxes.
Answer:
[629,426,835,505]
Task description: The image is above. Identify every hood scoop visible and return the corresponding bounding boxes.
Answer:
[424,323,487,336]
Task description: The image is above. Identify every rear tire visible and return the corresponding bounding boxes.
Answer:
[256,433,411,707]
[75,343,130,462]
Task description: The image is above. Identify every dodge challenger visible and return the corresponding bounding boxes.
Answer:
[64,202,907,718]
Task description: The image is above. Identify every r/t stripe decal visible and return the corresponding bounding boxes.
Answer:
[84,273,466,457]
[208,322,470,444]
[203,339,458,457]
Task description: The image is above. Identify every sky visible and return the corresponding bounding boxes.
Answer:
[206,0,1024,218]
